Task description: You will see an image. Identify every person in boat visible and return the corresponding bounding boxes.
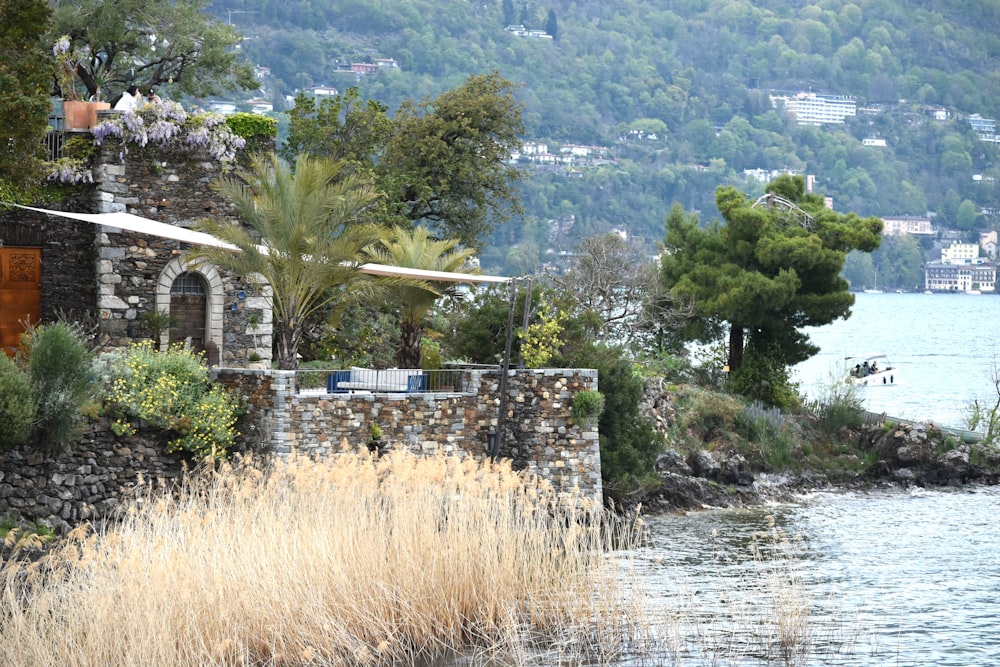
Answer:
[853,363,862,378]
[870,361,879,374]
[862,361,870,376]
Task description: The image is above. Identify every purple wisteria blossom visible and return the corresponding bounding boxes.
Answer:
[45,158,93,184]
[88,101,243,165]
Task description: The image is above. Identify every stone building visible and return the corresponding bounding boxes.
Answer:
[0,131,272,365]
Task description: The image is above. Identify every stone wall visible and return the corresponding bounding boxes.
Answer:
[93,142,273,365]
[2,135,273,366]
[0,368,602,531]
[213,367,603,504]
[0,419,186,533]
[0,195,98,323]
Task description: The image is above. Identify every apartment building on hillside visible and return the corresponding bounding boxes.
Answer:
[770,92,857,125]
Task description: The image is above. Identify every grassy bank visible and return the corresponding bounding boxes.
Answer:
[0,450,655,666]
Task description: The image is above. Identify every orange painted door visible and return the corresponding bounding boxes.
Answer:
[0,247,41,356]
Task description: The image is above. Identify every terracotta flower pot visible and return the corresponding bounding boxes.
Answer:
[63,100,112,130]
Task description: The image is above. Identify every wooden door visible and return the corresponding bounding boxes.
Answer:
[169,272,207,354]
[0,248,41,356]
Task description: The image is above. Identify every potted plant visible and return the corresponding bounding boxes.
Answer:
[54,35,111,129]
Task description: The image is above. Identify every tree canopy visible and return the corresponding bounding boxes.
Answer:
[660,174,882,405]
[0,0,51,189]
[379,72,525,249]
[285,73,525,251]
[280,87,393,172]
[48,0,256,102]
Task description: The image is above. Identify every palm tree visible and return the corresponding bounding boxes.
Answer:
[188,152,383,370]
[366,226,478,368]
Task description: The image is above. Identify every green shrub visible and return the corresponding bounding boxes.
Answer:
[805,375,865,434]
[570,389,605,425]
[0,354,34,448]
[25,321,94,453]
[226,112,278,138]
[677,387,743,433]
[102,342,242,459]
[638,351,691,383]
[727,345,800,409]
[561,343,664,492]
[420,335,443,370]
[737,400,794,469]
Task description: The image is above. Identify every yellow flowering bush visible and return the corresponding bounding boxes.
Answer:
[101,342,242,458]
[518,297,568,368]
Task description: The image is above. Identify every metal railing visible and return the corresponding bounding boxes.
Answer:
[296,368,468,395]
[44,128,65,161]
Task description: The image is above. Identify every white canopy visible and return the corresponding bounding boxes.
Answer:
[3,203,510,284]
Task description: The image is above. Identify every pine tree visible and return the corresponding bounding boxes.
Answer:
[545,9,558,40]
[660,175,883,405]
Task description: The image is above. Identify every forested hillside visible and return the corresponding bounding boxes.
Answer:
[207,0,1000,276]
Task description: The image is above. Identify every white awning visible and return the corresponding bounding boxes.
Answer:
[2,203,510,284]
[8,204,242,251]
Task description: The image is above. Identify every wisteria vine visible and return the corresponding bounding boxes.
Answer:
[92,101,246,163]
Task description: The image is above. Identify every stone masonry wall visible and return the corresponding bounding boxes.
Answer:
[0,419,186,533]
[0,193,97,324]
[213,367,603,504]
[93,142,273,365]
[0,368,602,531]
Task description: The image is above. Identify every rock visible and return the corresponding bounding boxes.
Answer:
[656,449,692,475]
[719,453,754,486]
[687,449,720,479]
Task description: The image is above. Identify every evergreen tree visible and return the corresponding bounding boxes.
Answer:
[660,175,883,406]
[545,9,558,40]
[0,0,51,189]
[501,0,515,26]
[518,2,532,27]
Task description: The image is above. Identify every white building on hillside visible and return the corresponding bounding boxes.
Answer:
[881,216,933,236]
[925,241,996,292]
[770,92,856,125]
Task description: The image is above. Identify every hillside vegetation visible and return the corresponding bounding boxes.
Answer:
[208,0,1000,274]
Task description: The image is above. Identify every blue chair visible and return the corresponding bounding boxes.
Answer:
[327,369,351,393]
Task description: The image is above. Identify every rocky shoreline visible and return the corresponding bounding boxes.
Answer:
[620,419,1000,515]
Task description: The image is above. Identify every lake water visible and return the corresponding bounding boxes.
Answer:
[631,486,1000,666]
[792,292,1000,429]
[611,294,1000,666]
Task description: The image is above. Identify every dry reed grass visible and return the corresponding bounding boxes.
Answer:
[0,450,658,667]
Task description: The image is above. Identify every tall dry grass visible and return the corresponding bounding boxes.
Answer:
[0,450,656,667]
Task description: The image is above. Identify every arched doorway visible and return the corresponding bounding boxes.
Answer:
[0,248,41,357]
[156,258,224,360]
[169,272,207,354]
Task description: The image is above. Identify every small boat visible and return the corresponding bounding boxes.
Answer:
[845,354,899,386]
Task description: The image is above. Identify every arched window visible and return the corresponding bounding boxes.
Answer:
[156,258,224,359]
[169,272,208,353]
